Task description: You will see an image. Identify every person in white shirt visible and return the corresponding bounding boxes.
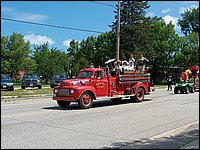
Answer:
[127,61,135,71]
[129,53,135,66]
[122,60,128,71]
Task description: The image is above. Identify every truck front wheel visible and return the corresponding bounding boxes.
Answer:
[57,100,71,108]
[78,92,93,109]
[134,87,145,102]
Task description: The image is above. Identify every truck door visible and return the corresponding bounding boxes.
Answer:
[94,70,108,96]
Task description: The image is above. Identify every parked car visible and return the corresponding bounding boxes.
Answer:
[1,74,14,91]
[50,73,68,88]
[21,73,42,89]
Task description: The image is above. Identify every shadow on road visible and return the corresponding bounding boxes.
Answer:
[101,128,199,149]
[43,98,152,111]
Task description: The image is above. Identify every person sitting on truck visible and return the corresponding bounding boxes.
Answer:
[129,53,135,66]
[127,61,135,71]
[122,60,128,71]
[114,60,122,72]
[89,63,94,68]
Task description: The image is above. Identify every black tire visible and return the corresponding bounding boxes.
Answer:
[38,85,42,89]
[180,88,185,94]
[185,86,189,94]
[57,100,71,108]
[174,87,179,94]
[134,87,145,102]
[21,86,25,89]
[190,85,195,93]
[78,92,93,109]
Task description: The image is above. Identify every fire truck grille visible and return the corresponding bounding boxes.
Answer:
[57,89,69,96]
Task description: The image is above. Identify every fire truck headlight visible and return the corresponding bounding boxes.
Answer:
[70,89,74,94]
[54,89,58,94]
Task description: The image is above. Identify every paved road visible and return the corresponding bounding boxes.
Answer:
[1,90,199,149]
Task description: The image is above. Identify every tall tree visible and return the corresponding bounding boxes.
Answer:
[33,43,68,83]
[1,33,31,79]
[173,32,199,69]
[178,7,199,36]
[109,1,154,60]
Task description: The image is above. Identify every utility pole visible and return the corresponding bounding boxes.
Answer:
[116,1,120,61]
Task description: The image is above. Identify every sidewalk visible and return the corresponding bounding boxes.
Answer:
[118,121,199,149]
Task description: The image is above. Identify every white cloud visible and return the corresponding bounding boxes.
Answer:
[63,40,72,48]
[179,5,198,14]
[24,34,55,45]
[2,6,48,22]
[2,7,15,13]
[16,12,48,22]
[146,12,155,18]
[63,39,81,48]
[163,15,180,29]
[161,8,171,14]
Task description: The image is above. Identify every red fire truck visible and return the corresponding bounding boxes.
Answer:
[52,66,153,109]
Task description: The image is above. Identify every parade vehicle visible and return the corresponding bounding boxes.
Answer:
[174,66,199,94]
[174,80,195,94]
[52,60,153,109]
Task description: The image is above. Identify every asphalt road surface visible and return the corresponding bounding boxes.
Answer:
[1,90,199,149]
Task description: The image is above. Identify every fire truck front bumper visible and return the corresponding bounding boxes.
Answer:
[52,96,75,101]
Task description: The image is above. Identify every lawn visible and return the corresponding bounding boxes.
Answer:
[1,87,53,97]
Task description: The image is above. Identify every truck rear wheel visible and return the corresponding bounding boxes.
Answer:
[134,87,145,102]
[78,92,93,109]
[57,100,71,108]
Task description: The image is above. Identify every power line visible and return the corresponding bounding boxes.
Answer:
[89,1,116,9]
[1,17,104,34]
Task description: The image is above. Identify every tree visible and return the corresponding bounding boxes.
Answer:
[178,7,199,36]
[173,32,199,68]
[109,1,154,60]
[33,43,68,83]
[1,33,31,79]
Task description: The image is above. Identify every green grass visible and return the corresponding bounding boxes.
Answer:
[153,85,167,89]
[1,87,53,97]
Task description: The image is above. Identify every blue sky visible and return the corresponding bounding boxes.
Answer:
[1,1,199,52]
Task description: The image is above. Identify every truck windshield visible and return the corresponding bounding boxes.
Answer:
[77,71,93,78]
